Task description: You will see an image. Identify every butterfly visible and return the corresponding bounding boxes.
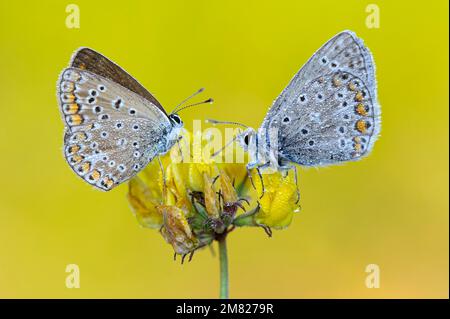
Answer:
[210,30,380,194]
[57,48,210,191]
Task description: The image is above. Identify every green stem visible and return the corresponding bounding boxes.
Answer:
[232,205,260,227]
[218,234,229,299]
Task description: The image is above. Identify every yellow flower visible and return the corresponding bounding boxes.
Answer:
[127,175,163,229]
[251,169,300,229]
[126,130,301,256]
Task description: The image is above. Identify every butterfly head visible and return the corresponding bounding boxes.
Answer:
[238,128,257,152]
[169,113,183,128]
[238,127,275,171]
[164,113,184,153]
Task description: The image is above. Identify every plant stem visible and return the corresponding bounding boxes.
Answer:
[232,208,258,227]
[218,234,229,299]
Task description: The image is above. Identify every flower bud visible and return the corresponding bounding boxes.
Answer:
[219,170,238,204]
[159,205,199,255]
[204,172,220,218]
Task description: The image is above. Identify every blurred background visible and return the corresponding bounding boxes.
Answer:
[0,0,448,298]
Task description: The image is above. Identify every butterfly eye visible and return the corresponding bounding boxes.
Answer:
[244,134,249,145]
[170,114,182,125]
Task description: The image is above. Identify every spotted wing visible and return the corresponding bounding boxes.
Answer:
[70,47,167,115]
[57,68,172,191]
[263,30,380,166]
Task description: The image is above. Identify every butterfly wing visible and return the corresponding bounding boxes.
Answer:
[58,67,172,191]
[70,47,167,115]
[262,30,380,166]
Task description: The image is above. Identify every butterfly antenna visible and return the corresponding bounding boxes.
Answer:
[171,88,206,114]
[174,98,214,114]
[211,134,240,158]
[206,119,248,129]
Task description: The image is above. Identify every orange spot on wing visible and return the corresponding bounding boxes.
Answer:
[90,170,101,182]
[64,103,80,115]
[355,91,364,102]
[332,76,342,87]
[68,114,83,126]
[105,178,114,188]
[68,145,80,154]
[64,93,75,102]
[71,154,83,164]
[100,177,114,189]
[356,120,367,133]
[72,132,87,142]
[355,103,368,116]
[81,162,91,174]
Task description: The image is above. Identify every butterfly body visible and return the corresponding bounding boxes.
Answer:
[239,30,380,172]
[58,48,183,191]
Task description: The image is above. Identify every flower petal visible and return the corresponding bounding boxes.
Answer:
[253,170,299,229]
[219,170,238,204]
[204,172,220,218]
[127,176,163,229]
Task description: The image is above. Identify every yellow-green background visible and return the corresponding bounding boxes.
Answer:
[0,0,448,298]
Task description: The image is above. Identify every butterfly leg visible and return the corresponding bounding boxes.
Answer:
[176,133,193,162]
[291,165,300,204]
[253,162,271,199]
[246,161,270,199]
[247,166,256,190]
[278,164,300,204]
[157,156,167,195]
[176,138,185,163]
[256,167,265,199]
